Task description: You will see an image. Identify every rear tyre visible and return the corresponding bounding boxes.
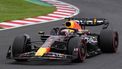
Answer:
[99,29,119,53]
[68,37,87,63]
[12,35,31,61]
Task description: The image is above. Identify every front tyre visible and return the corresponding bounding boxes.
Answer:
[12,35,31,61]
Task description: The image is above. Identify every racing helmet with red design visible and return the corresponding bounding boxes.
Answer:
[64,20,82,31]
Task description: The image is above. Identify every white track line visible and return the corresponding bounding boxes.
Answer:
[0,22,22,27]
[48,14,67,17]
[53,11,72,15]
[37,16,58,20]
[11,20,35,24]
[25,18,46,22]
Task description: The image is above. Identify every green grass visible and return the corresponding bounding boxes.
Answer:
[0,0,56,22]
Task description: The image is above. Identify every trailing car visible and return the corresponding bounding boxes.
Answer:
[6,18,119,63]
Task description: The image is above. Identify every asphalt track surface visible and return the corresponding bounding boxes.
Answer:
[0,0,122,69]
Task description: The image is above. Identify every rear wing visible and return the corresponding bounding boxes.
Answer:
[65,18,109,29]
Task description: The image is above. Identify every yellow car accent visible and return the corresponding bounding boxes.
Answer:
[69,29,74,33]
[35,47,50,56]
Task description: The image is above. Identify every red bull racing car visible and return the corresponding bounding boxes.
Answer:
[6,18,119,63]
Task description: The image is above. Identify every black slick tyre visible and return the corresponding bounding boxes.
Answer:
[12,35,31,61]
[99,29,119,53]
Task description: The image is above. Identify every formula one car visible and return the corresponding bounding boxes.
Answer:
[6,18,119,63]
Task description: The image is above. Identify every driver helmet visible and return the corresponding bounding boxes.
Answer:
[65,20,82,31]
